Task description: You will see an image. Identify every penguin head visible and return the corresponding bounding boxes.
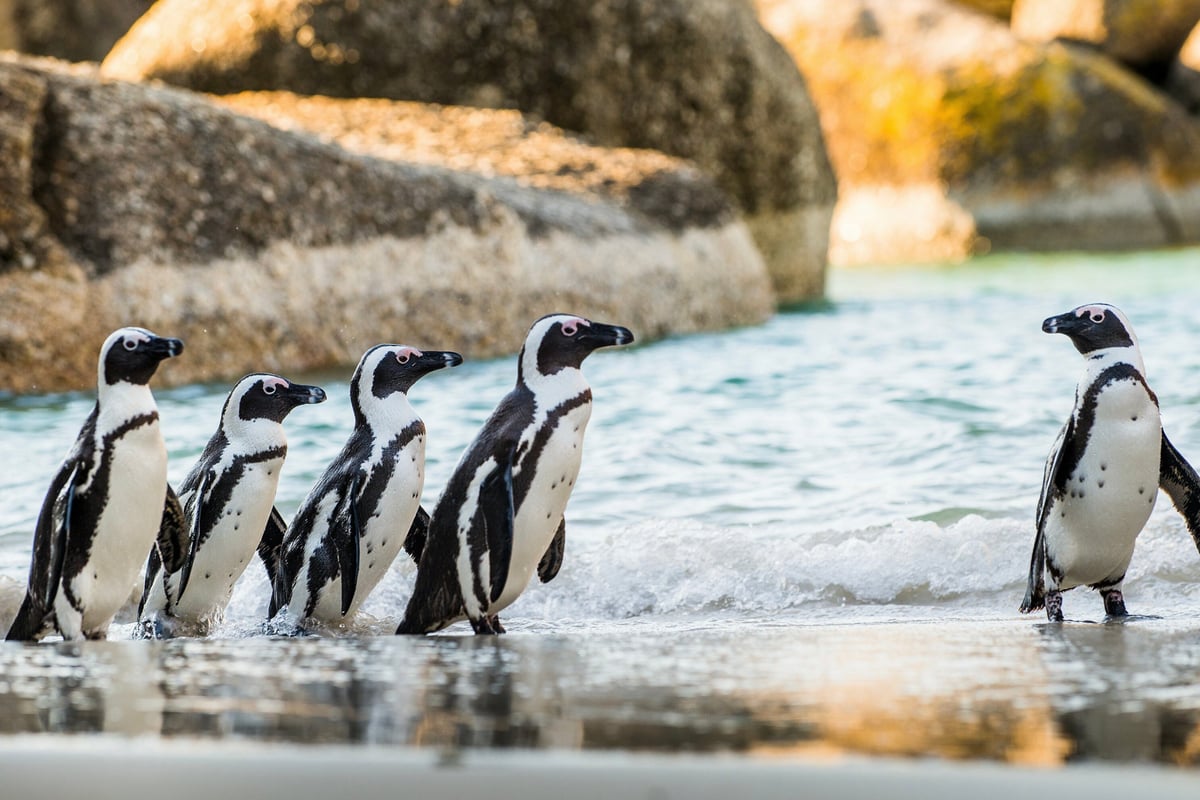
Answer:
[224,374,327,427]
[1043,304,1138,355]
[519,313,635,382]
[99,327,184,387]
[351,345,463,422]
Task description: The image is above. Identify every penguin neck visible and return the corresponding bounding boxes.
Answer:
[221,410,288,456]
[520,364,590,410]
[96,380,159,427]
[356,389,417,435]
[1082,345,1146,380]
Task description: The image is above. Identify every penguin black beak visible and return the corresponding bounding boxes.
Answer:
[413,350,464,376]
[149,336,185,360]
[1043,312,1079,336]
[286,383,327,406]
[579,322,635,349]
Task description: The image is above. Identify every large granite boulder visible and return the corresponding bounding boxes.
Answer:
[0,0,154,62]
[0,55,773,394]
[1011,0,1200,71]
[100,0,836,302]
[757,0,1200,265]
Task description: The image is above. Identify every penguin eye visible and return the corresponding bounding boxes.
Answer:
[263,383,277,396]
[561,322,578,337]
[1090,312,1105,324]
[123,338,139,351]
[397,352,411,365]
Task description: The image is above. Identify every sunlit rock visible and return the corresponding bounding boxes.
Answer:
[0,55,772,394]
[100,0,836,302]
[757,0,1200,266]
[1167,23,1200,112]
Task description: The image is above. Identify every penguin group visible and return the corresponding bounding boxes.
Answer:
[7,303,1200,642]
[5,314,633,641]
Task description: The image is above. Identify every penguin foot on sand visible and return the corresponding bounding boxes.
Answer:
[1045,590,1064,623]
[1101,588,1127,617]
[469,615,505,635]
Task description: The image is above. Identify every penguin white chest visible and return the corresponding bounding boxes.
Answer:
[174,456,285,620]
[496,402,591,609]
[74,421,168,631]
[1047,379,1161,588]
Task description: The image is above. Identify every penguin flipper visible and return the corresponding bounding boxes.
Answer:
[155,484,189,575]
[403,506,431,564]
[338,474,365,616]
[537,518,566,584]
[1023,421,1069,614]
[1159,432,1200,556]
[176,469,214,602]
[8,463,78,641]
[479,451,515,605]
[260,506,289,618]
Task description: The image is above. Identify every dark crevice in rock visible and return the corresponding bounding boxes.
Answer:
[1146,179,1185,245]
[29,85,113,275]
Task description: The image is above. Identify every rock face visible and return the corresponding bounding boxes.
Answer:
[101,0,836,302]
[1011,0,1200,71]
[0,55,773,393]
[757,0,1200,265]
[0,0,154,62]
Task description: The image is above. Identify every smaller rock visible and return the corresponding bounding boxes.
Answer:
[1012,0,1200,71]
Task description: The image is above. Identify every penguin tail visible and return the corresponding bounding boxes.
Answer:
[5,593,47,642]
[1019,585,1046,614]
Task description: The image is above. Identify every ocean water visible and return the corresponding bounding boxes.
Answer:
[3,250,1200,765]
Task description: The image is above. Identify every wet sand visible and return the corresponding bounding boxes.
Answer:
[3,737,1200,800]
[2,615,1200,769]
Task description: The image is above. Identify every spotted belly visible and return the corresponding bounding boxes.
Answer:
[1046,386,1161,590]
[492,403,590,611]
[171,459,284,624]
[63,424,168,638]
[309,455,424,622]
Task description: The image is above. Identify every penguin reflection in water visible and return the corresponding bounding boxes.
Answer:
[398,314,634,635]
[137,374,327,638]
[268,345,462,628]
[1022,304,1200,622]
[6,327,184,642]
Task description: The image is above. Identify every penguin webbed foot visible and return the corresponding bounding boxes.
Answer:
[469,614,505,635]
[1044,590,1064,623]
[1101,588,1127,618]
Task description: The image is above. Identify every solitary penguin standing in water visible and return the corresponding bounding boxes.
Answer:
[7,327,184,642]
[137,373,326,637]
[1022,303,1200,622]
[398,314,634,635]
[270,345,462,626]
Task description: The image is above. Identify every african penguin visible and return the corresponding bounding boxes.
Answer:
[6,327,184,642]
[136,373,327,638]
[1022,303,1200,621]
[397,313,634,635]
[269,345,463,627]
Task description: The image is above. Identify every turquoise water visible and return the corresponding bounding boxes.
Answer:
[3,251,1200,764]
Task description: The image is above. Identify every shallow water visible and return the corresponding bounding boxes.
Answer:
[4,250,1200,765]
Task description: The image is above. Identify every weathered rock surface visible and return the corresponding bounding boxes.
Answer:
[101,0,836,302]
[1011,0,1200,72]
[0,55,773,393]
[952,0,1015,20]
[0,0,154,62]
[757,0,1200,265]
